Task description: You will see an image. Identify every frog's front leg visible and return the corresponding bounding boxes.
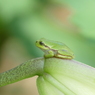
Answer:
[44,50,54,58]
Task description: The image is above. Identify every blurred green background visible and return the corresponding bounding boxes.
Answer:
[1,0,95,95]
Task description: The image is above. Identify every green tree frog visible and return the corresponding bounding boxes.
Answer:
[36,38,74,59]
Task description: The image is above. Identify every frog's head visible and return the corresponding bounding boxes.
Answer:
[35,38,50,50]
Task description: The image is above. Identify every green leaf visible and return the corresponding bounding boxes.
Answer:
[37,58,95,95]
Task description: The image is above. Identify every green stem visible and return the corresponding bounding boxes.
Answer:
[0,57,44,87]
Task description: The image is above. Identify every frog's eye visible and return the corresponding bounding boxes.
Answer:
[39,41,44,45]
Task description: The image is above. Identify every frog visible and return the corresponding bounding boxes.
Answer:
[36,38,74,59]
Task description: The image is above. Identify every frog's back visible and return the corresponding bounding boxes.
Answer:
[51,41,68,50]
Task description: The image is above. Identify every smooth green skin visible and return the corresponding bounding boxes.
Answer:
[36,38,74,59]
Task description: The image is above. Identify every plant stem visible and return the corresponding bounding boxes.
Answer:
[0,57,44,87]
